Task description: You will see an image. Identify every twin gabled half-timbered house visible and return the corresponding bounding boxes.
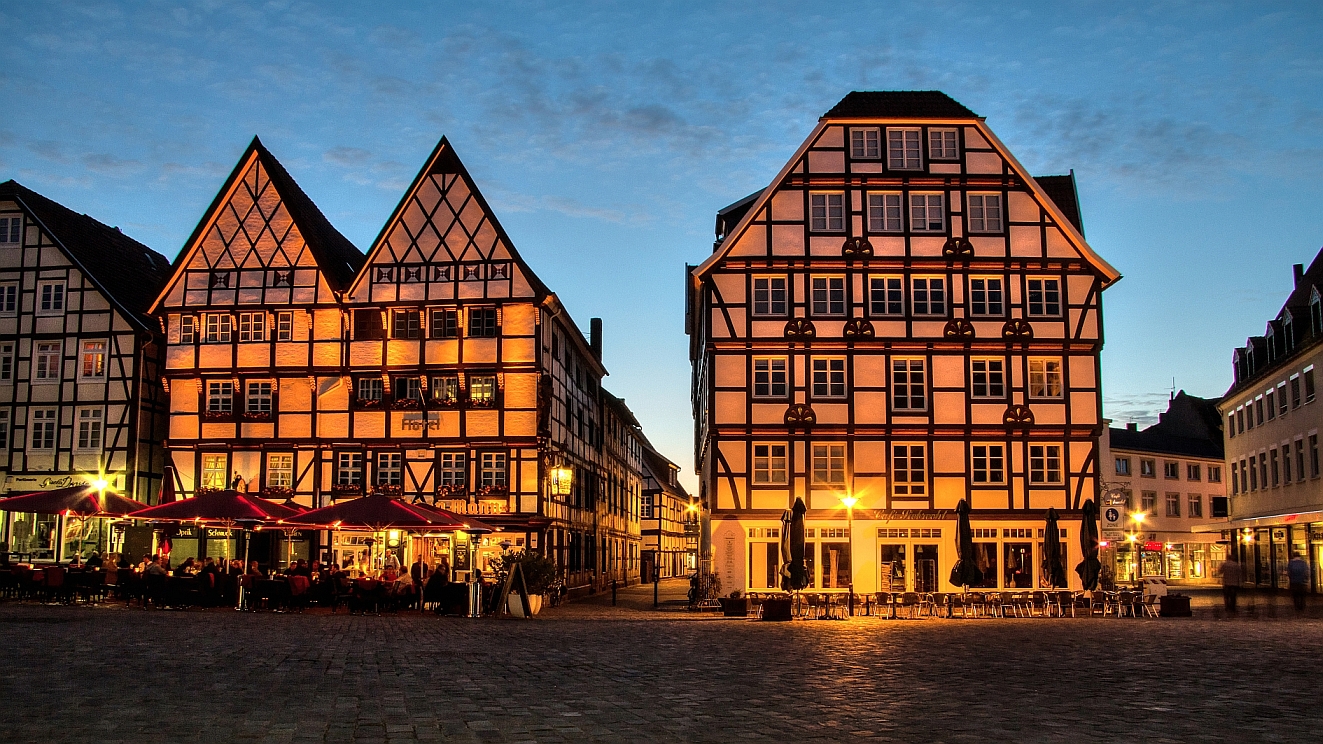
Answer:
[0,181,172,561]
[687,92,1121,594]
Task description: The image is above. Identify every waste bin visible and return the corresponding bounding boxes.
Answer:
[1159,594,1191,617]
[467,580,482,617]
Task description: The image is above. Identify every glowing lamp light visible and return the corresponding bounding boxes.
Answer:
[840,495,859,510]
[685,502,699,514]
[387,530,401,548]
[1126,534,1138,543]
[1098,540,1110,548]
[549,465,574,496]
[91,477,109,492]
[1130,511,1147,524]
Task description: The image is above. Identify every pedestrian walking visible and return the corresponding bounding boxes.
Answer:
[1287,553,1309,611]
[1221,553,1242,613]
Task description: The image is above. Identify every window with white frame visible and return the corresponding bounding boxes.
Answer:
[1029,445,1063,484]
[356,377,383,402]
[929,128,959,159]
[887,128,921,169]
[892,359,926,411]
[1027,278,1062,316]
[430,308,458,338]
[851,128,881,159]
[393,376,422,403]
[438,452,466,487]
[911,277,946,315]
[80,340,106,379]
[809,192,845,231]
[867,192,902,232]
[469,375,497,405]
[972,444,1005,484]
[812,443,846,485]
[204,314,232,343]
[34,342,60,382]
[869,276,903,316]
[275,312,294,341]
[179,316,197,344]
[0,342,14,381]
[335,452,363,486]
[30,408,56,450]
[1209,465,1221,483]
[238,312,265,342]
[75,408,102,451]
[967,194,1003,232]
[207,380,233,413]
[431,375,459,404]
[1028,358,1064,398]
[969,277,1004,316]
[246,381,273,413]
[391,309,421,339]
[480,452,507,488]
[811,358,846,398]
[893,444,926,496]
[1116,457,1131,476]
[1188,494,1203,518]
[811,276,846,315]
[0,216,21,244]
[201,454,228,489]
[37,281,64,315]
[909,193,945,231]
[753,358,787,398]
[267,453,293,488]
[971,358,1005,398]
[0,409,9,449]
[752,276,788,316]
[753,443,788,484]
[0,283,16,315]
[376,452,403,485]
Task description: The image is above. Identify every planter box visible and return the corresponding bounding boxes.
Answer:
[1159,594,1191,617]
[507,593,542,617]
[761,598,793,621]
[718,597,750,617]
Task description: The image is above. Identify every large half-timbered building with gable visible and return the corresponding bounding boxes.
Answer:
[687,91,1121,594]
[0,181,172,560]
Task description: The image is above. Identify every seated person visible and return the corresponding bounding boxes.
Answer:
[85,551,104,569]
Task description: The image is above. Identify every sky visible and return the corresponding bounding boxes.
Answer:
[2,1,1322,492]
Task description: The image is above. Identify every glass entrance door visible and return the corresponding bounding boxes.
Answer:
[878,544,907,592]
[1004,542,1033,588]
[914,544,939,592]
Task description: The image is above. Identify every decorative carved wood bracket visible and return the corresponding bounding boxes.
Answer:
[1003,404,1035,427]
[784,318,816,340]
[842,237,873,258]
[1001,319,1034,341]
[942,237,974,259]
[943,319,976,340]
[784,404,816,428]
[843,319,875,339]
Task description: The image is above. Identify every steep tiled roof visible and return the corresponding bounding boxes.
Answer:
[1035,173,1084,237]
[0,180,171,326]
[822,91,978,120]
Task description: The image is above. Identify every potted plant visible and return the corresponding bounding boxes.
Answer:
[260,485,294,500]
[491,549,558,616]
[719,589,750,617]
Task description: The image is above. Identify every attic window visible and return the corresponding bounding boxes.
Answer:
[376,267,394,283]
[0,216,20,244]
[403,267,422,282]
[463,264,482,281]
[433,265,453,282]
[489,263,509,280]
[272,271,291,287]
[209,271,231,289]
[1312,291,1322,335]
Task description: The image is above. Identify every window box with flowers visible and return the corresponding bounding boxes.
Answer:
[467,396,498,409]
[371,483,403,497]
[391,397,422,410]
[202,411,233,422]
[195,486,222,496]
[354,397,383,410]
[261,485,294,500]
[330,483,363,498]
[474,484,509,499]
[435,483,467,500]
[430,397,462,409]
[242,411,273,422]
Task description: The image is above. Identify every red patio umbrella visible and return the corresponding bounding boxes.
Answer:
[157,467,177,505]
[127,490,301,524]
[0,485,147,517]
[286,493,464,531]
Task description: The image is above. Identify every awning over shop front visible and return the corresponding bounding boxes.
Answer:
[1192,510,1323,532]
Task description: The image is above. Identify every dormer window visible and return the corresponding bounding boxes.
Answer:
[1312,289,1322,335]
[1283,313,1295,353]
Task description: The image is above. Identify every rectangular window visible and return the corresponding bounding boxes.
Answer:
[82,340,112,381]
[972,444,1005,484]
[811,276,846,315]
[1115,457,1131,476]
[811,358,846,398]
[1208,465,1221,483]
[1163,461,1180,479]
[469,375,497,405]
[76,408,102,451]
[812,443,847,485]
[1297,440,1306,482]
[971,358,1005,398]
[0,343,11,381]
[238,312,265,342]
[752,277,788,316]
[1267,390,1277,420]
[1166,492,1181,518]
[34,342,60,381]
[204,314,232,343]
[869,276,903,315]
[37,281,64,314]
[892,444,926,495]
[892,359,926,411]
[438,452,466,487]
[30,409,56,450]
[929,128,959,159]
[207,381,233,413]
[335,452,363,486]
[1029,445,1063,484]
[969,277,1004,316]
[480,452,507,488]
[753,358,787,398]
[1256,396,1265,423]
[275,312,293,341]
[851,128,881,159]
[393,376,422,403]
[1027,279,1062,316]
[809,192,845,231]
[468,308,498,337]
[391,309,421,339]
[1312,434,1319,477]
[1140,459,1155,477]
[1028,358,1063,398]
[1260,452,1268,490]
[1188,494,1203,519]
[180,316,197,344]
[967,194,1003,232]
[1283,445,1292,483]
[911,277,946,315]
[0,409,9,449]
[1307,367,1316,403]
[267,454,293,488]
[1290,376,1301,408]
[356,377,383,402]
[887,128,921,169]
[430,308,458,338]
[0,215,21,243]
[353,309,384,340]
[1278,382,1288,414]
[0,283,16,315]
[246,381,273,413]
[753,444,788,484]
[376,452,403,486]
[1187,463,1201,481]
[430,375,459,404]
[909,193,945,231]
[201,454,228,489]
[867,193,902,232]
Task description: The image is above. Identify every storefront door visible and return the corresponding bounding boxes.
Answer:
[878,544,907,592]
[1004,543,1032,588]
[914,544,938,592]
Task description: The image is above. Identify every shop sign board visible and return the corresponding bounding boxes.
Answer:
[1102,530,1123,541]
[2,473,125,493]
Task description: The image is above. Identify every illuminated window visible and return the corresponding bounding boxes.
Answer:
[753,444,788,484]
[200,455,228,489]
[753,277,788,316]
[892,444,926,495]
[480,452,507,488]
[909,193,944,231]
[851,128,881,159]
[887,128,921,169]
[812,444,846,485]
[810,192,845,232]
[867,193,902,232]
[1030,445,1063,484]
[430,375,459,404]
[753,358,787,398]
[1028,358,1063,398]
[376,452,402,486]
[267,454,293,488]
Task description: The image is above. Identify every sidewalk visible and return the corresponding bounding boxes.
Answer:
[539,577,715,620]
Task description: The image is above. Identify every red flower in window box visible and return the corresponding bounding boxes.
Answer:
[355,397,382,409]
[435,484,467,499]
[371,484,403,497]
[261,486,294,500]
[467,397,497,409]
[241,412,273,422]
[474,485,509,499]
[329,483,363,498]
[201,411,232,422]
[391,397,422,410]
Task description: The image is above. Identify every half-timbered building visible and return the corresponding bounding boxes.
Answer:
[641,444,695,580]
[0,181,172,561]
[687,91,1121,594]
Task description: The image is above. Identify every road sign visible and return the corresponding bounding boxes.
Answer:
[1103,507,1121,529]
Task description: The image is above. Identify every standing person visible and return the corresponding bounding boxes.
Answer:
[410,556,429,586]
[1221,552,1242,614]
[1287,553,1310,611]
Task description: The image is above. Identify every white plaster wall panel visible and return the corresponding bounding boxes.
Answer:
[200,423,235,439]
[1069,392,1098,424]
[354,412,385,439]
[165,346,195,369]
[424,340,460,365]
[714,391,746,425]
[312,343,339,367]
[725,306,747,333]
[809,236,842,257]
[713,354,745,388]
[504,373,537,409]
[1032,403,1066,425]
[457,281,484,299]
[807,150,844,174]
[1046,227,1075,258]
[969,236,1004,257]
[771,190,803,222]
[384,341,419,367]
[170,415,199,440]
[771,225,804,256]
[966,152,1003,174]
[1009,225,1041,257]
[197,345,230,369]
[708,309,731,338]
[934,477,965,510]
[726,224,767,257]
[750,404,784,425]
[236,345,271,368]
[504,410,537,437]
[349,342,378,367]
[465,410,499,438]
[712,274,745,305]
[239,422,274,440]
[718,439,746,474]
[871,237,905,256]
[933,392,966,425]
[911,236,945,257]
[930,163,960,174]
[964,127,990,148]
[503,303,536,335]
[750,321,785,338]
[815,403,848,425]
[1008,191,1039,223]
[912,320,946,338]
[933,355,964,388]
[1068,355,1096,388]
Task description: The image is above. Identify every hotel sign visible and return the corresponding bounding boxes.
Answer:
[400,412,441,431]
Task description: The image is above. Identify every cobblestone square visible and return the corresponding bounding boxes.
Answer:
[1,588,1319,742]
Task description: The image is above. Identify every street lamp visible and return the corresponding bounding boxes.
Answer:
[840,493,857,617]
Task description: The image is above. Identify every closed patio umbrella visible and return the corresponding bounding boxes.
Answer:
[787,497,808,591]
[778,508,792,591]
[1043,507,1068,588]
[157,467,177,505]
[1075,498,1102,591]
[948,499,983,590]
[0,485,147,517]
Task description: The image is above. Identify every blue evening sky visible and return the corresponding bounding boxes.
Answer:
[3,2,1321,491]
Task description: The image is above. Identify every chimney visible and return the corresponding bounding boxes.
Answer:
[589,318,602,360]
[1294,263,1305,286]
[1126,422,1138,432]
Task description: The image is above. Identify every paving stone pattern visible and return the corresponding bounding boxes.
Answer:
[1,589,1320,742]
